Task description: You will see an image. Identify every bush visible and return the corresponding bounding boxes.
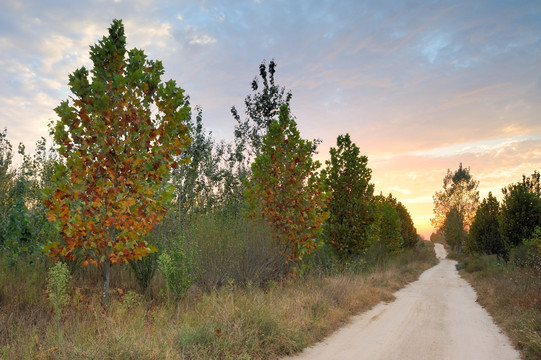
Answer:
[510,244,532,268]
[522,226,541,271]
[47,261,71,342]
[158,236,196,300]
[363,243,387,270]
[458,255,500,273]
[129,250,159,297]
[302,242,340,277]
[47,262,71,315]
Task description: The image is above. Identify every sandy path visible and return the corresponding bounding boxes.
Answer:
[284,243,520,360]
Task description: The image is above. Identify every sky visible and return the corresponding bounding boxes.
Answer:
[1,0,540,239]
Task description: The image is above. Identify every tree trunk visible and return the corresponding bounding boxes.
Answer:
[102,258,111,306]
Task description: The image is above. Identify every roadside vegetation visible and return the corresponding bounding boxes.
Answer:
[458,253,541,360]
[0,241,435,359]
[431,165,541,359]
[0,20,433,359]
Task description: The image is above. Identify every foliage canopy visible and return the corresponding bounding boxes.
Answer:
[432,163,479,232]
[500,172,541,249]
[468,192,505,256]
[322,133,375,258]
[44,19,191,268]
[245,105,328,263]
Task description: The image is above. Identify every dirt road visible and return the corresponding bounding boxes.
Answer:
[285,243,520,360]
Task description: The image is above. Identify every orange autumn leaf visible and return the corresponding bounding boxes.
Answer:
[43,20,192,293]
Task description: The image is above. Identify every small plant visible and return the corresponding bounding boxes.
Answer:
[129,250,159,297]
[47,261,71,342]
[47,261,71,316]
[121,290,144,312]
[158,237,196,300]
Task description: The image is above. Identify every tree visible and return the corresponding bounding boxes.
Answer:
[443,207,468,254]
[322,133,376,258]
[509,170,540,197]
[231,60,292,162]
[432,163,479,232]
[44,20,191,303]
[1,137,58,262]
[389,195,418,249]
[222,60,295,214]
[500,175,541,249]
[374,195,403,255]
[245,105,328,264]
[172,106,224,224]
[468,192,505,257]
[0,129,15,247]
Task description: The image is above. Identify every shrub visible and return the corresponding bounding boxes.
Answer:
[460,255,499,273]
[47,261,71,342]
[364,243,387,270]
[522,226,541,271]
[510,244,532,268]
[303,242,341,277]
[158,237,196,300]
[47,262,71,316]
[129,250,159,297]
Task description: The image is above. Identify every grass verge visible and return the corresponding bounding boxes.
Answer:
[458,255,541,360]
[0,241,436,360]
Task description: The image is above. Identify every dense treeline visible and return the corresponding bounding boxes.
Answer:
[0,20,419,302]
[431,164,541,264]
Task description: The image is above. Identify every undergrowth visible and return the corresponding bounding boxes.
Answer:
[458,255,541,359]
[0,242,435,359]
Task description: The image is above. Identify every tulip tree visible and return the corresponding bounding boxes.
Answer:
[245,105,328,264]
[44,20,191,302]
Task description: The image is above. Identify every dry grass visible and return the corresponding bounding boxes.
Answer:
[459,257,541,360]
[0,242,436,360]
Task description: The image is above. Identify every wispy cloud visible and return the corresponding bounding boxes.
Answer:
[1,0,540,239]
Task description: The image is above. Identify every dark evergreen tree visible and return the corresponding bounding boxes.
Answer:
[468,192,506,257]
[390,195,418,249]
[443,207,468,254]
[500,176,541,249]
[322,133,376,258]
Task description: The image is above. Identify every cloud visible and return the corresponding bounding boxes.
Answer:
[1,0,540,238]
[188,33,216,45]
